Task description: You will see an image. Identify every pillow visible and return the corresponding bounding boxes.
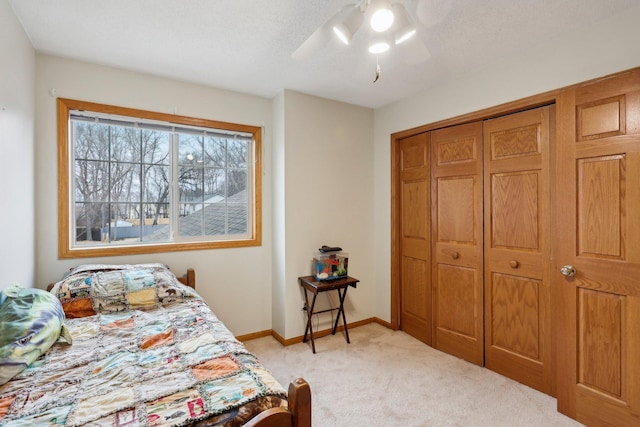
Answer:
[90,269,157,312]
[50,264,198,317]
[0,285,71,385]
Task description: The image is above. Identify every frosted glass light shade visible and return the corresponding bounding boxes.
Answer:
[370,0,394,32]
[395,27,416,44]
[369,41,390,54]
[333,24,351,44]
[392,3,416,44]
[332,5,364,45]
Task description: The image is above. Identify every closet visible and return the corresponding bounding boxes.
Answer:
[417,106,552,394]
[392,67,640,426]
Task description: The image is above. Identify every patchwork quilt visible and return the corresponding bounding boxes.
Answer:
[0,265,286,426]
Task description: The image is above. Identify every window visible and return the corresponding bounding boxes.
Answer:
[58,98,262,258]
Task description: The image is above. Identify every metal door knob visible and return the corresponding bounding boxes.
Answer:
[560,265,577,277]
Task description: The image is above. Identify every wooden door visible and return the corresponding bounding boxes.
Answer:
[556,69,640,426]
[397,132,432,344]
[431,122,484,365]
[483,106,552,394]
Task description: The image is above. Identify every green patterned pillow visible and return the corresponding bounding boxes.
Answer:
[0,285,71,385]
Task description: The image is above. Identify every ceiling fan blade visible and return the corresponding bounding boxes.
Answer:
[291,23,332,61]
[414,0,453,28]
[397,35,431,65]
[291,3,360,61]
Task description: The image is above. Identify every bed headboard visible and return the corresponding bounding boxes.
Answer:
[178,268,196,289]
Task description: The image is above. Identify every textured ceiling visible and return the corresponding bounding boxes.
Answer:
[8,0,640,108]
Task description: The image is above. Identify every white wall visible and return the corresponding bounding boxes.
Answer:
[372,5,640,322]
[271,91,287,335]
[34,55,274,335]
[275,90,374,339]
[0,0,36,290]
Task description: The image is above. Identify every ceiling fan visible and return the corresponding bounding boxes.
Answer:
[292,0,433,81]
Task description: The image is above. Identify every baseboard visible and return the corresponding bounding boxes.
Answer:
[372,317,393,329]
[239,317,392,345]
[236,329,272,342]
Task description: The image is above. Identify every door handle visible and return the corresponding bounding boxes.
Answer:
[560,265,577,277]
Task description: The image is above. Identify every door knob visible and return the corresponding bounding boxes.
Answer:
[560,265,577,277]
[451,252,459,260]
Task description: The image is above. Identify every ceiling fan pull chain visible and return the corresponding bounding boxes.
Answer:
[373,56,381,83]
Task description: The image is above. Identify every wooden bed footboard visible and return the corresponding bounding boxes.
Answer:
[245,378,312,427]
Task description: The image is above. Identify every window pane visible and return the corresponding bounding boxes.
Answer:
[100,203,136,242]
[110,162,141,203]
[74,202,108,243]
[227,139,247,169]
[179,165,205,201]
[227,168,247,198]
[74,160,110,203]
[74,122,110,162]
[178,203,203,236]
[141,202,170,243]
[204,137,226,167]
[178,133,203,166]
[113,127,140,163]
[143,164,170,203]
[141,130,170,165]
[202,202,227,236]
[223,200,248,235]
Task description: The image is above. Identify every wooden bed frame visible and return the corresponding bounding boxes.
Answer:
[50,267,312,427]
[178,268,312,427]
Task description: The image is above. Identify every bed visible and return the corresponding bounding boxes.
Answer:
[0,263,311,427]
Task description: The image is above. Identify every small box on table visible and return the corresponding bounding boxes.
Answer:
[312,251,349,281]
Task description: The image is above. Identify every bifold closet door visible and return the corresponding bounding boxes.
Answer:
[431,122,484,365]
[397,132,432,345]
[483,106,552,394]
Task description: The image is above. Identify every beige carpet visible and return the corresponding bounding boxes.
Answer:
[244,323,584,427]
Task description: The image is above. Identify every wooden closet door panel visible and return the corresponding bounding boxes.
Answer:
[484,106,552,394]
[431,121,484,365]
[556,69,640,427]
[398,132,431,345]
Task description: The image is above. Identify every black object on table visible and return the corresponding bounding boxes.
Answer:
[298,275,359,353]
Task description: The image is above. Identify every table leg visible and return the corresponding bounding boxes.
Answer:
[302,290,318,353]
[332,287,351,343]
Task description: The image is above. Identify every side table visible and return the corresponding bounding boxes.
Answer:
[298,275,359,353]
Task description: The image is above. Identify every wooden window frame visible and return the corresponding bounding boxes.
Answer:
[57,98,262,259]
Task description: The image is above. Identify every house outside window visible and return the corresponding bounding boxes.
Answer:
[57,98,262,258]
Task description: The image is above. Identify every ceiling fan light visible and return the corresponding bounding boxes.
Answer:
[369,0,394,32]
[395,27,416,44]
[332,5,364,45]
[392,3,416,45]
[333,23,352,45]
[369,41,390,54]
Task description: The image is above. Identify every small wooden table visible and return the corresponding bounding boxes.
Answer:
[298,275,359,353]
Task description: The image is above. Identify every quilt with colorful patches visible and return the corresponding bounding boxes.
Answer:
[0,265,287,426]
